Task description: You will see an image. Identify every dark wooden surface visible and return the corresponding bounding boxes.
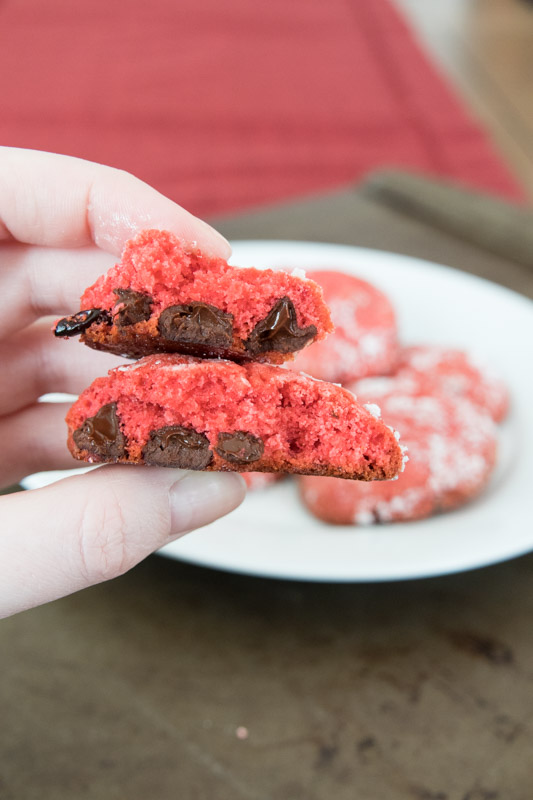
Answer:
[1,188,532,799]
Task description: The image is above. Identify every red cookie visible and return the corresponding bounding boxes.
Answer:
[352,345,509,423]
[66,354,404,480]
[299,392,497,525]
[291,270,399,382]
[54,230,333,364]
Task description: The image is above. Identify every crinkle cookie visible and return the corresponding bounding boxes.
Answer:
[352,345,509,423]
[291,270,398,382]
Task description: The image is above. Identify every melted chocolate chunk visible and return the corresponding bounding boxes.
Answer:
[73,403,126,459]
[215,431,264,464]
[54,308,111,337]
[245,297,317,354]
[143,426,213,469]
[113,289,153,327]
[158,302,234,350]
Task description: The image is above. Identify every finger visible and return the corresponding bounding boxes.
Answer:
[0,403,84,486]
[0,319,125,415]
[0,466,246,618]
[0,243,116,336]
[0,147,231,257]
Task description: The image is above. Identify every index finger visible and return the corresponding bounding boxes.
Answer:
[0,147,231,258]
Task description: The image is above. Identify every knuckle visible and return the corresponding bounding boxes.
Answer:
[76,487,133,584]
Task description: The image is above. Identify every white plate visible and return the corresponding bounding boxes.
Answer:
[22,241,533,582]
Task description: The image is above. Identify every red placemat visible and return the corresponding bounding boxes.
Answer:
[0,0,525,217]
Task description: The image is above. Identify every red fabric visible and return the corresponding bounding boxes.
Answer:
[0,0,525,217]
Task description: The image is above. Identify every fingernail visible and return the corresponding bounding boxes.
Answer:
[168,471,246,538]
[196,219,232,259]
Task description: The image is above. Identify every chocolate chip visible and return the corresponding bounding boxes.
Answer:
[215,431,264,464]
[54,308,111,337]
[113,289,153,327]
[245,297,317,354]
[143,425,213,469]
[158,302,234,350]
[73,402,126,458]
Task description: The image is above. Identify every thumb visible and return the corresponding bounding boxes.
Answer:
[0,466,246,618]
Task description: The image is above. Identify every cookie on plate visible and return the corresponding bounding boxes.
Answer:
[352,345,509,423]
[66,354,404,480]
[54,230,333,364]
[291,270,399,383]
[299,392,497,524]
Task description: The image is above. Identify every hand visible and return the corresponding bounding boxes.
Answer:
[0,147,246,619]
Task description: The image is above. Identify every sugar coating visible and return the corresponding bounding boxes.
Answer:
[81,229,333,341]
[364,403,381,419]
[352,345,509,423]
[290,268,307,280]
[299,391,497,525]
[399,346,509,422]
[67,354,404,478]
[291,270,399,382]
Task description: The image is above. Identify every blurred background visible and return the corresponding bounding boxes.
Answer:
[1,0,531,217]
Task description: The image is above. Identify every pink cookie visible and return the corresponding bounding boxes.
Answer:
[291,270,399,383]
[54,229,333,365]
[352,345,509,423]
[299,392,497,525]
[66,354,404,480]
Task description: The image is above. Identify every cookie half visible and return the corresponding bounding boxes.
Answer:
[66,354,404,480]
[54,230,333,364]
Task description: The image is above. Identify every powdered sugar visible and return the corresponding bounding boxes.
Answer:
[353,509,376,526]
[290,267,307,280]
[290,270,398,383]
[116,361,146,372]
[393,345,510,423]
[364,403,381,419]
[374,487,427,522]
[400,444,409,472]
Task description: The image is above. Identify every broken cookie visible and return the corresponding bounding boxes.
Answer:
[66,354,404,480]
[54,229,332,364]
